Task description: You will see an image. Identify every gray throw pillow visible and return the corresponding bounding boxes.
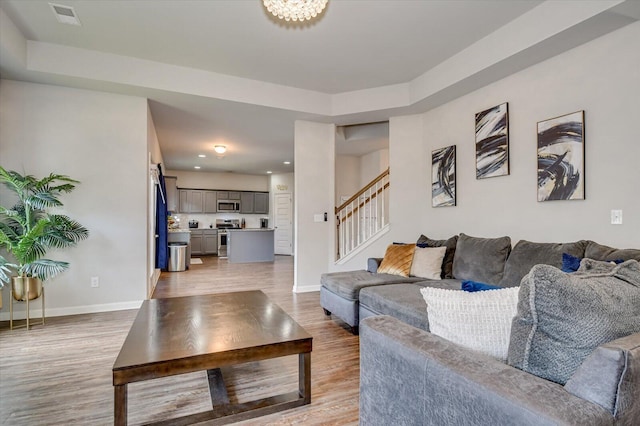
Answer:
[499,240,587,288]
[585,240,640,262]
[416,234,458,279]
[507,260,640,385]
[451,233,511,285]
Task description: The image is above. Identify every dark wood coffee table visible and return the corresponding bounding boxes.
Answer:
[112,290,312,425]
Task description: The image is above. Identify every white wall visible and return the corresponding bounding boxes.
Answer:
[294,121,335,292]
[0,80,148,319]
[166,170,269,192]
[417,20,640,247]
[335,155,360,205]
[360,148,389,187]
[328,21,640,277]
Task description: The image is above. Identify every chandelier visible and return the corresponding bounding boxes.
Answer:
[263,0,328,22]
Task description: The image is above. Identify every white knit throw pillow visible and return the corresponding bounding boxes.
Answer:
[421,287,520,361]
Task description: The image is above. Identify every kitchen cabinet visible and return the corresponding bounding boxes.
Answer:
[254,192,269,214]
[204,191,217,213]
[190,231,203,255]
[189,229,218,255]
[240,192,254,214]
[165,176,178,213]
[203,229,218,254]
[216,191,241,200]
[179,189,204,213]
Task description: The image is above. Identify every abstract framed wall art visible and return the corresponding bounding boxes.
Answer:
[432,145,456,207]
[475,102,509,179]
[537,110,585,201]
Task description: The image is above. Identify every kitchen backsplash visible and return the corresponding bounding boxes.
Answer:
[171,212,267,229]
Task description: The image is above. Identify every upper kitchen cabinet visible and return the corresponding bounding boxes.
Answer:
[204,191,217,213]
[254,192,269,214]
[216,191,241,200]
[165,176,178,213]
[179,189,204,213]
[240,192,254,214]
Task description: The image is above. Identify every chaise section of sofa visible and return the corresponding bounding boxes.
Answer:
[320,269,423,333]
[360,315,639,425]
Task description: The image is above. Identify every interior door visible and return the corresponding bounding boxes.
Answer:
[274,193,293,255]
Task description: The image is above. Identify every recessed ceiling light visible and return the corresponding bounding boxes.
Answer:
[194,166,201,169]
[214,145,227,154]
[283,161,291,165]
[198,154,206,158]
[267,171,273,174]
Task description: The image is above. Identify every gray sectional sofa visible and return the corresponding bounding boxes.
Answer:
[319,233,640,424]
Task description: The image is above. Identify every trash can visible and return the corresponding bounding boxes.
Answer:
[168,242,187,272]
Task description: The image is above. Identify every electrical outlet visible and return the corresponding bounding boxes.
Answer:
[91,276,99,288]
[611,210,623,225]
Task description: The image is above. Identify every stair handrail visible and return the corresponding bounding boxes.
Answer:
[335,168,389,214]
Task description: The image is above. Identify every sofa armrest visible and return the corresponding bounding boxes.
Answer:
[366,257,383,273]
[360,316,613,426]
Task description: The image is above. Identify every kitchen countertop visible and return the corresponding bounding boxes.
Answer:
[227,228,274,232]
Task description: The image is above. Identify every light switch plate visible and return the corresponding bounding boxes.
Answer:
[611,210,623,225]
[313,214,324,223]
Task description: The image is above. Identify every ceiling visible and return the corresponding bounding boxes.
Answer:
[1,0,637,174]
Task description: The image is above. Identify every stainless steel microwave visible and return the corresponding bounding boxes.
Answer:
[217,200,240,212]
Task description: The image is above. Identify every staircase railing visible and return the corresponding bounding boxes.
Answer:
[336,168,390,260]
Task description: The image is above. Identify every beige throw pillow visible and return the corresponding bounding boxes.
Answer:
[410,246,446,279]
[377,244,415,277]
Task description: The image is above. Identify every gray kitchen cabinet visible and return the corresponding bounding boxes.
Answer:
[228,191,241,200]
[204,191,217,213]
[165,176,178,213]
[179,189,204,213]
[240,192,254,213]
[190,230,203,255]
[216,191,228,200]
[254,192,269,214]
[203,229,218,254]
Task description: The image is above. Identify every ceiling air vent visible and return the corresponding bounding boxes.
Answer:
[49,3,81,26]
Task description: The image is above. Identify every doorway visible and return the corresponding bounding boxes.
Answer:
[274,193,293,255]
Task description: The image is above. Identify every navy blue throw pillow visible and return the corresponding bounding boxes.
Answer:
[562,253,582,273]
[461,280,502,292]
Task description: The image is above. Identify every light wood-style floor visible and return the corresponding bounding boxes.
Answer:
[0,256,360,425]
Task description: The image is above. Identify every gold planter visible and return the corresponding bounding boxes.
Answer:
[12,276,43,301]
[10,276,45,330]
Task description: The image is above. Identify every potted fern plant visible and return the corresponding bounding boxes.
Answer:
[0,166,89,302]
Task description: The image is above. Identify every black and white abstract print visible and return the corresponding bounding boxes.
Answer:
[432,145,456,207]
[537,111,585,201]
[476,102,509,179]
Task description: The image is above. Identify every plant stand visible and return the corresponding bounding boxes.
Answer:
[10,286,45,330]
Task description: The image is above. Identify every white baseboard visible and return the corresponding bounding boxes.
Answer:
[0,300,143,321]
[293,284,320,293]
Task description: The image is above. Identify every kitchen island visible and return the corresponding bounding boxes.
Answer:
[167,229,191,269]
[227,229,275,263]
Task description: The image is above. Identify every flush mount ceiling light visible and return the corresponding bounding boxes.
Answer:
[263,0,328,22]
[214,145,227,154]
[198,154,206,158]
[283,161,291,165]
[194,166,201,169]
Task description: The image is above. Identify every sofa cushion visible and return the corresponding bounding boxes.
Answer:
[359,281,461,331]
[410,246,446,279]
[421,287,519,361]
[452,233,511,285]
[507,259,640,385]
[564,332,640,416]
[585,241,640,262]
[320,270,422,300]
[377,244,415,277]
[498,240,587,287]
[416,234,458,279]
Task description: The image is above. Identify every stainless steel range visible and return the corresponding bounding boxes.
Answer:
[216,219,240,258]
